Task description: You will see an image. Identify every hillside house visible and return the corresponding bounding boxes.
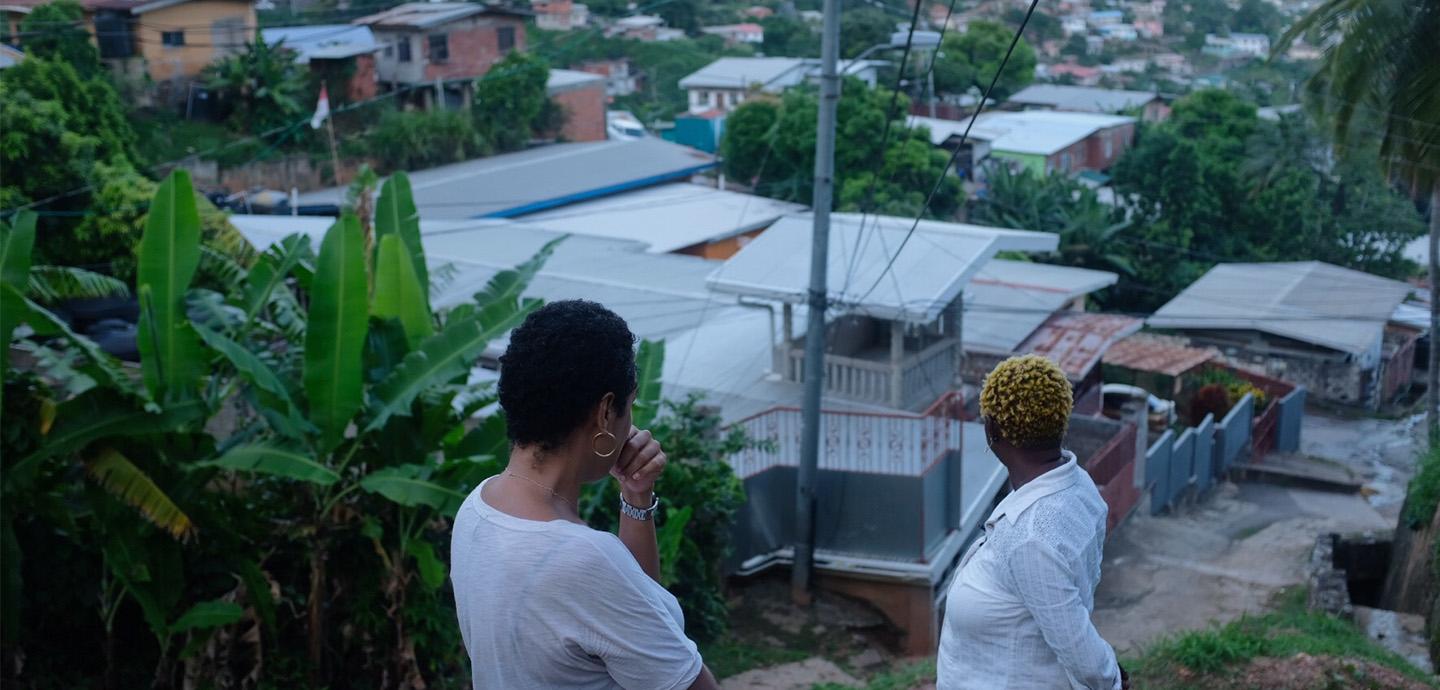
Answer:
[544,69,607,142]
[969,110,1136,175]
[1040,62,1101,85]
[1203,32,1270,59]
[606,14,683,41]
[700,22,763,46]
[1008,84,1169,121]
[531,0,587,31]
[354,2,529,109]
[678,56,882,114]
[4,0,254,88]
[575,57,638,96]
[262,25,381,103]
[1148,262,1419,410]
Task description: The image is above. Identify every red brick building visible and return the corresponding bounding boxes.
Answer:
[545,69,607,142]
[354,2,529,109]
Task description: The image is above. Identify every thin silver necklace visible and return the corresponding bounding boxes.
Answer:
[504,472,577,512]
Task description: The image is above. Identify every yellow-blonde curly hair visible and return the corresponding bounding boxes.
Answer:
[979,354,1073,449]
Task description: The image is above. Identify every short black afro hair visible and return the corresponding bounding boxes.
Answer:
[498,300,637,450]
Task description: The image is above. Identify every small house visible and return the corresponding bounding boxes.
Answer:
[545,68,607,142]
[531,0,587,31]
[262,25,382,103]
[969,110,1136,175]
[700,23,763,46]
[678,56,882,115]
[575,57,638,96]
[1147,262,1418,409]
[353,2,529,109]
[4,0,255,87]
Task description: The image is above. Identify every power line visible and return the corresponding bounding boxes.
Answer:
[850,0,1043,309]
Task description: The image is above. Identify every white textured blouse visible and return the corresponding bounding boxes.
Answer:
[937,451,1121,690]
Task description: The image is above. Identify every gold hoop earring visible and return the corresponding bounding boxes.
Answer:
[592,431,619,458]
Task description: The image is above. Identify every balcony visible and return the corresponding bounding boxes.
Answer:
[781,330,961,411]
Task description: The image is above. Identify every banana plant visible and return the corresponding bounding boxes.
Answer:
[194,171,561,681]
[2,173,267,685]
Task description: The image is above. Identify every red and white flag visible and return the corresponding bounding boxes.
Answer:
[310,84,331,129]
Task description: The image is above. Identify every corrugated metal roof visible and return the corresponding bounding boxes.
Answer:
[352,2,527,28]
[707,213,1058,324]
[677,57,884,90]
[517,182,805,253]
[1103,333,1218,376]
[297,139,717,219]
[1147,261,1414,356]
[1009,85,1161,113]
[546,68,605,94]
[968,110,1135,156]
[1019,312,1143,379]
[964,259,1119,354]
[261,25,378,63]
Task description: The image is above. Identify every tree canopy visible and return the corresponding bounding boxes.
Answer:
[720,78,960,218]
[17,0,103,79]
[932,20,1037,101]
[472,51,551,153]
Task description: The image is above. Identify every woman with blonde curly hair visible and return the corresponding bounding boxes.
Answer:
[936,355,1128,690]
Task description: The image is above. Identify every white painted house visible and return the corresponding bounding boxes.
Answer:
[678,56,883,114]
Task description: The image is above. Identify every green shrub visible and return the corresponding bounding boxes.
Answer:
[365,108,487,173]
[1405,446,1440,529]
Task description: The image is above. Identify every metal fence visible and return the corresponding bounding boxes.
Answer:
[1276,387,1306,452]
[1213,394,1254,474]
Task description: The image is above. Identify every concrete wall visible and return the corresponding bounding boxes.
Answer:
[1182,329,1374,409]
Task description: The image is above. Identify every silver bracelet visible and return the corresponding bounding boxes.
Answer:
[620,493,660,521]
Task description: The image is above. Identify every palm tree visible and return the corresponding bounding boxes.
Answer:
[1278,0,1440,440]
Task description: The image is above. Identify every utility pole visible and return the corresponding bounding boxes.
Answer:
[792,0,841,606]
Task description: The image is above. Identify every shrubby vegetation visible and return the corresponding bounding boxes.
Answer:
[1,171,748,687]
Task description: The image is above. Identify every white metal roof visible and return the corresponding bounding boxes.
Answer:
[546,68,605,94]
[297,139,716,219]
[678,57,809,90]
[516,182,805,253]
[707,213,1057,324]
[1147,261,1414,356]
[1008,84,1161,113]
[968,110,1135,156]
[964,259,1118,353]
[678,57,884,91]
[261,25,379,63]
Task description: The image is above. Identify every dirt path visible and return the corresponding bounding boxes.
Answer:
[1094,411,1420,656]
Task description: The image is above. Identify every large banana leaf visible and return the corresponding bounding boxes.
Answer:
[0,211,35,389]
[241,233,311,322]
[304,215,368,451]
[202,445,340,485]
[10,391,204,482]
[4,285,153,408]
[363,299,539,433]
[26,265,130,303]
[0,210,35,290]
[632,339,665,429]
[471,236,563,323]
[136,170,204,403]
[374,172,428,310]
[86,447,196,541]
[372,234,434,348]
[194,324,310,440]
[169,600,244,634]
[406,540,446,591]
[359,465,465,516]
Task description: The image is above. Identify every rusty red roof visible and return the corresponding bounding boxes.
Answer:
[1020,312,1143,380]
[1103,333,1218,377]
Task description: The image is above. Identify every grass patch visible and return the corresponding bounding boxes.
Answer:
[1404,446,1440,529]
[814,658,936,690]
[1126,587,1436,689]
[700,638,809,680]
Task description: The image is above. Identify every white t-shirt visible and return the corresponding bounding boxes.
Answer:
[451,477,703,690]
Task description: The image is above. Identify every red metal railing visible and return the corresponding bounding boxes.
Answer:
[1082,422,1141,535]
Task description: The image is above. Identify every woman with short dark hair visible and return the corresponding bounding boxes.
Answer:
[450,299,718,689]
[937,355,1127,689]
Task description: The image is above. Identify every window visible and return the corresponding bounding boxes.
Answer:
[211,17,244,57]
[1060,152,1072,172]
[397,37,412,62]
[384,44,393,58]
[428,33,448,61]
[497,26,516,53]
[1103,134,1114,159]
[161,30,185,47]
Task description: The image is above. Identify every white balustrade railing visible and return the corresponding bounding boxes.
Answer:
[727,405,963,479]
